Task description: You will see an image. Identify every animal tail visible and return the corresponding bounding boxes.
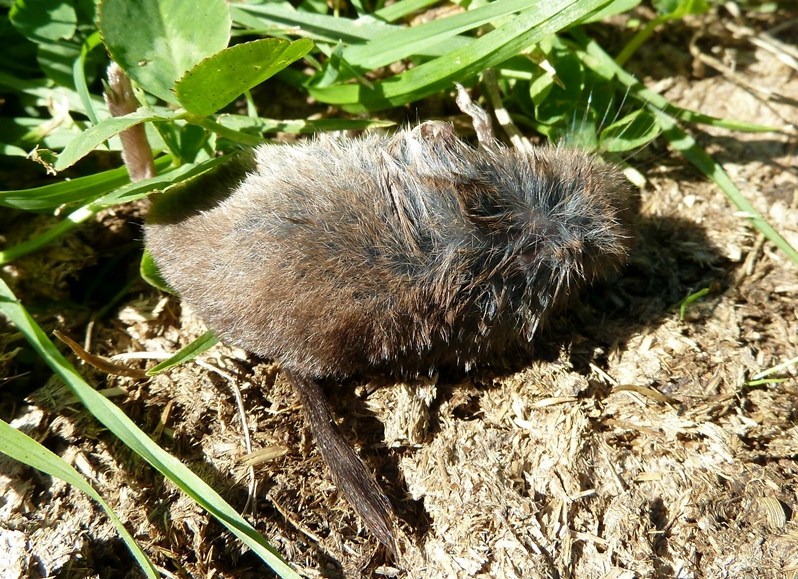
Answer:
[284,370,398,556]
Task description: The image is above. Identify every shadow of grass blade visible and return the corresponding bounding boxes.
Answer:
[0,278,300,578]
[0,419,159,578]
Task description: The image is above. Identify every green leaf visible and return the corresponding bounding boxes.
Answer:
[36,38,81,88]
[0,116,83,151]
[152,121,211,165]
[10,0,77,43]
[0,419,158,579]
[529,46,587,125]
[0,71,110,121]
[140,248,173,294]
[54,108,178,172]
[0,12,39,79]
[187,117,264,148]
[0,277,300,579]
[175,38,314,117]
[98,0,231,104]
[146,331,220,376]
[0,144,28,156]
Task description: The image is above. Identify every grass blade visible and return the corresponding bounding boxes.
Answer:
[571,30,785,133]
[55,109,179,172]
[374,0,441,23]
[0,277,300,578]
[343,0,537,70]
[233,4,394,44]
[0,205,95,265]
[0,419,159,579]
[72,31,103,126]
[0,156,173,212]
[0,166,129,211]
[146,331,220,376]
[653,108,798,264]
[570,30,798,265]
[0,156,230,265]
[309,0,609,112]
[216,113,394,134]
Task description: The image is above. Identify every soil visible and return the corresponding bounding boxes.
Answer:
[2,6,797,579]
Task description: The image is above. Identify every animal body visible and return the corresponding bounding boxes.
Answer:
[145,109,632,553]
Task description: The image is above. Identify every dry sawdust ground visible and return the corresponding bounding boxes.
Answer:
[2,7,798,579]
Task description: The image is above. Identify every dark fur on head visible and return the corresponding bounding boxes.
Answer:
[146,120,631,553]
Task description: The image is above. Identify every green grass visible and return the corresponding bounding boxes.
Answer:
[0,0,794,576]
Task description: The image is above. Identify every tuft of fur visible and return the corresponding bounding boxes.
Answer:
[145,121,632,553]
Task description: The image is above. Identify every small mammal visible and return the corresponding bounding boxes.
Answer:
[145,95,631,553]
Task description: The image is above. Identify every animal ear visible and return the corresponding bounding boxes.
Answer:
[452,176,508,227]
